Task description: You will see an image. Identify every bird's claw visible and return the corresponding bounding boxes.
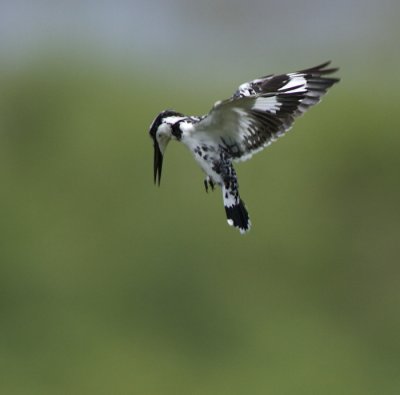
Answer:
[204,179,209,193]
[204,177,215,193]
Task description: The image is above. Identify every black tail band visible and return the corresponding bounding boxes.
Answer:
[225,199,251,234]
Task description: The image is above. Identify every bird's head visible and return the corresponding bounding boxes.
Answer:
[149,110,185,185]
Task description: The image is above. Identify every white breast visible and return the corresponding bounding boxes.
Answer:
[181,134,223,184]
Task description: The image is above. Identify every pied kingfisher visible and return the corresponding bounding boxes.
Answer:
[149,61,339,234]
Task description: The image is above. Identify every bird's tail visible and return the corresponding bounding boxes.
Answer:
[223,187,251,234]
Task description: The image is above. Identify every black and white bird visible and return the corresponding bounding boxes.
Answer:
[149,61,339,234]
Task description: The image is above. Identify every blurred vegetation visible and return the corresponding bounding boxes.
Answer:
[0,55,399,395]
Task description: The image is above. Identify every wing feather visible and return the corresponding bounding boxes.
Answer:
[196,61,339,161]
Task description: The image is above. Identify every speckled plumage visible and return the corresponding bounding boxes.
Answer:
[149,62,339,234]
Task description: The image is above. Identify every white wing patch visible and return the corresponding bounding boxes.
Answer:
[278,74,307,93]
[237,82,251,92]
[251,96,281,113]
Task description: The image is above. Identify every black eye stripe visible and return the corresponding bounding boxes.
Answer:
[171,123,182,140]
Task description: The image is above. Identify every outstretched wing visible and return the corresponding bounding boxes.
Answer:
[196,61,339,161]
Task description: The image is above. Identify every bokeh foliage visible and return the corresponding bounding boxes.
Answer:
[0,56,399,395]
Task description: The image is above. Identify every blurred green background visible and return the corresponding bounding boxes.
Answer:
[1,1,400,394]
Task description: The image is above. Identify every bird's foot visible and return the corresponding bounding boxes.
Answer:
[204,177,215,193]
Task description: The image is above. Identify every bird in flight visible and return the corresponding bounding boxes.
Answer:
[149,61,339,234]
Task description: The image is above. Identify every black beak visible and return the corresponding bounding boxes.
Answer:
[153,142,163,186]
